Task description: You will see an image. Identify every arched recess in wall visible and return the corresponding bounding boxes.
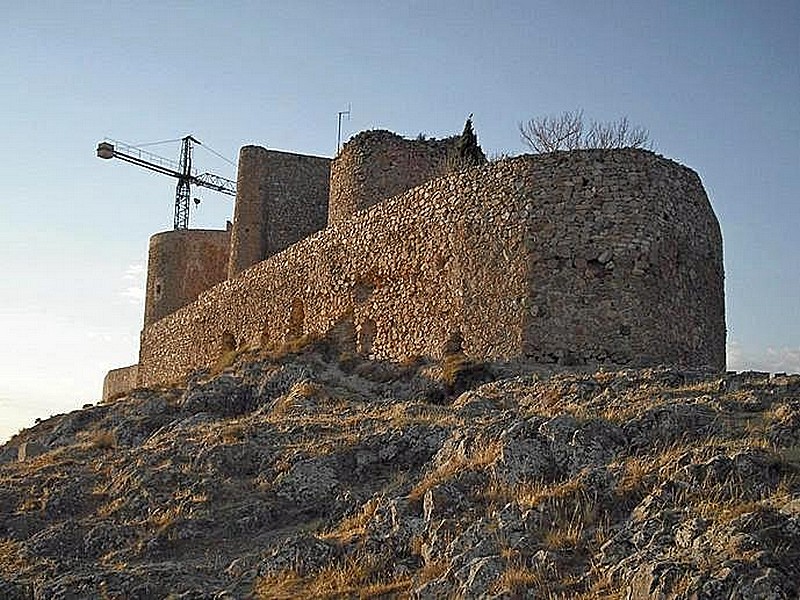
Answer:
[286,298,305,341]
[357,318,377,356]
[221,331,237,353]
[352,271,382,305]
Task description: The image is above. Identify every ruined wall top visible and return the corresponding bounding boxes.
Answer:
[328,130,457,225]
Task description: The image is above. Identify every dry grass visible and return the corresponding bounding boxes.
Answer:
[494,561,593,599]
[691,474,797,524]
[320,497,381,542]
[382,402,462,430]
[291,380,322,398]
[409,438,503,501]
[494,562,549,594]
[220,421,247,444]
[0,540,31,573]
[253,553,412,600]
[149,504,184,530]
[542,506,587,551]
[481,474,584,510]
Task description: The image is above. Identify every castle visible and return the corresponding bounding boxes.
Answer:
[102,128,726,400]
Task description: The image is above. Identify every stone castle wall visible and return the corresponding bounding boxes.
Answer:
[143,228,231,328]
[227,146,330,278]
[136,149,725,387]
[102,364,139,401]
[328,130,456,224]
[519,150,725,367]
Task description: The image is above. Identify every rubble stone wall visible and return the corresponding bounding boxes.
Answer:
[328,130,456,224]
[520,150,725,368]
[227,146,330,278]
[102,364,139,401]
[143,229,231,327]
[137,149,725,387]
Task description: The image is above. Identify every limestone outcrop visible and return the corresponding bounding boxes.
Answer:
[2,347,797,598]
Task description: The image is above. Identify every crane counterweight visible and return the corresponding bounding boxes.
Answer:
[97,142,115,159]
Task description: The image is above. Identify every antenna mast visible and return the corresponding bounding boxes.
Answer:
[337,104,351,153]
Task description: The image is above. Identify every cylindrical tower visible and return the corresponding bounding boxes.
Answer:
[143,228,231,327]
[328,130,455,225]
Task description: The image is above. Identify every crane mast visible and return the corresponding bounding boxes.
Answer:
[96,135,236,230]
[175,136,194,230]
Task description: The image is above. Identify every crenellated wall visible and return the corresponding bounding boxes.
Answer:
[143,228,231,328]
[135,149,725,388]
[227,146,330,278]
[328,130,456,225]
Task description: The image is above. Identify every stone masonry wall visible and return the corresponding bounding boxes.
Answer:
[103,364,139,401]
[227,146,330,278]
[137,149,725,387]
[143,229,231,328]
[520,150,725,368]
[328,130,456,225]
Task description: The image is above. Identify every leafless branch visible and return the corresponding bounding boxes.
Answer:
[520,111,653,153]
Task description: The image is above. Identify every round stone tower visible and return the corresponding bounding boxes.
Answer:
[143,228,231,327]
[328,130,456,225]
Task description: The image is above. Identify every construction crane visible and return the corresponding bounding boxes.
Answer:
[96,135,236,230]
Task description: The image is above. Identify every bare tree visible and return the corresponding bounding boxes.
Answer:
[519,109,584,153]
[519,110,652,153]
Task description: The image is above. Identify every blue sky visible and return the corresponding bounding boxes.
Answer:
[1,1,798,442]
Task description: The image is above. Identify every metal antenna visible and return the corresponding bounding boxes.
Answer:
[337,104,351,153]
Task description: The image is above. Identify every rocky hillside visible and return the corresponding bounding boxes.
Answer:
[1,341,798,599]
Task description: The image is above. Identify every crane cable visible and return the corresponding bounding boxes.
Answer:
[132,137,184,148]
[197,141,236,168]
[127,137,236,169]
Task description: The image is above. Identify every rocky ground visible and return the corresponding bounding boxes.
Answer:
[1,340,799,599]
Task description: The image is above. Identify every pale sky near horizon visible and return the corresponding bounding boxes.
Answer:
[1,1,798,443]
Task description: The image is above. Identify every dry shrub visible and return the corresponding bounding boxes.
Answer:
[440,353,494,396]
[81,429,117,450]
[263,333,329,361]
[291,380,321,399]
[211,347,245,375]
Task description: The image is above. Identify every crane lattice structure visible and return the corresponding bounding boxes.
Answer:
[97,135,236,230]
